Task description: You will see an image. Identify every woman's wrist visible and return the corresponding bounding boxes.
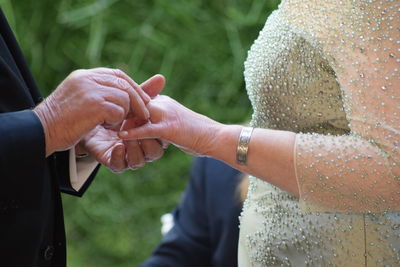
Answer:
[206,124,242,163]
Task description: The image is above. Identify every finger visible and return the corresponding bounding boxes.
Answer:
[121,116,149,131]
[101,102,126,129]
[93,75,149,120]
[121,117,165,161]
[101,87,130,118]
[140,139,164,162]
[92,68,151,103]
[119,123,163,140]
[140,74,166,98]
[109,144,127,173]
[110,121,124,132]
[124,139,146,169]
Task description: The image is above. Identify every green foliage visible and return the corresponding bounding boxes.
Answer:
[2,0,279,265]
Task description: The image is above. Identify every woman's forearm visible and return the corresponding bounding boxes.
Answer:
[121,95,400,211]
[208,124,299,197]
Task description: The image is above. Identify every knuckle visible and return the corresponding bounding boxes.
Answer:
[66,70,92,88]
[110,105,125,118]
[88,75,102,85]
[116,78,131,90]
[91,74,112,86]
[100,102,116,117]
[88,95,103,107]
[70,69,87,79]
[113,68,125,77]
[70,69,81,77]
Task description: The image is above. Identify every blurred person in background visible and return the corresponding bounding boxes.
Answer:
[121,1,400,266]
[0,9,165,267]
[142,157,246,267]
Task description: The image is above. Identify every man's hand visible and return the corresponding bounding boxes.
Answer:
[78,125,126,172]
[79,74,167,173]
[34,68,150,156]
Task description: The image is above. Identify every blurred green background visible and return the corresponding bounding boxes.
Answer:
[2,0,279,266]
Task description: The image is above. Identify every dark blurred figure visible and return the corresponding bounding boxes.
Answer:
[142,157,244,267]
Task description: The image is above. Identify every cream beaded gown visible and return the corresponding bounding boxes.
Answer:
[239,0,400,266]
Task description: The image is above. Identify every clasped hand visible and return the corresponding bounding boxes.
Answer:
[34,68,167,173]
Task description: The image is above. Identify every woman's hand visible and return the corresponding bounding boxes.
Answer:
[119,95,222,156]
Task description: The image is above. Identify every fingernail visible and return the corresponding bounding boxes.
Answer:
[129,163,145,169]
[119,131,129,137]
[144,157,154,162]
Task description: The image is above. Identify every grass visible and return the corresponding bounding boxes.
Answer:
[2,0,280,265]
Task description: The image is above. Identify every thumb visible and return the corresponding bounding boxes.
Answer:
[119,123,163,140]
[140,74,166,98]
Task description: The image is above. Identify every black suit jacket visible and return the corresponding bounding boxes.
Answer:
[0,10,98,267]
[142,157,242,267]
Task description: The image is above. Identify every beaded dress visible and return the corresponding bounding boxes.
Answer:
[239,0,400,266]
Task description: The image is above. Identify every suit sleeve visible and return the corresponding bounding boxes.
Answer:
[0,109,98,205]
[0,110,46,210]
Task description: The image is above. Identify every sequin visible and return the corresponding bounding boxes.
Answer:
[238,0,400,266]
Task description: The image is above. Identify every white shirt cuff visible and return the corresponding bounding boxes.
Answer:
[69,147,98,191]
